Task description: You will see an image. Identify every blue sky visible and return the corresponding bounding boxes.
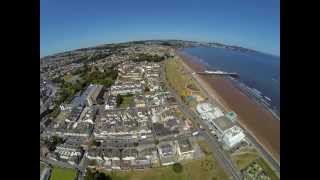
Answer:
[41,0,279,57]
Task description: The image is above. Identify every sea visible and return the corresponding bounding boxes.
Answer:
[182,47,280,116]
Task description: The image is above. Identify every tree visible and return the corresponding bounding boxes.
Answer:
[172,162,183,173]
[84,168,95,180]
[116,94,123,107]
[97,98,104,105]
[45,136,64,152]
[94,172,111,180]
[105,175,112,180]
[85,170,112,180]
[92,140,101,147]
[154,139,160,145]
[130,53,165,62]
[52,136,64,144]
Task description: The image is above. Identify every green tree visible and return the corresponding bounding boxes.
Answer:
[94,172,111,180]
[45,136,64,151]
[130,53,165,62]
[116,94,123,107]
[92,140,101,147]
[51,136,64,145]
[172,162,183,173]
[154,139,160,145]
[84,168,95,180]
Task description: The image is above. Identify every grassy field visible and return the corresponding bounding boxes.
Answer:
[197,140,213,156]
[231,151,259,170]
[50,166,77,180]
[231,150,279,180]
[165,58,199,97]
[105,155,229,180]
[63,74,73,82]
[165,58,204,109]
[255,158,279,180]
[63,74,81,84]
[119,95,134,108]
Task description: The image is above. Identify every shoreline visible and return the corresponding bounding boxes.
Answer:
[176,50,280,163]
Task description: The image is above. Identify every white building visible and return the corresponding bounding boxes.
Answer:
[196,103,224,121]
[110,84,143,96]
[196,103,245,149]
[222,126,245,148]
[86,84,103,106]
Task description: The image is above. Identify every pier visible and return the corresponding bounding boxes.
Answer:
[196,70,239,78]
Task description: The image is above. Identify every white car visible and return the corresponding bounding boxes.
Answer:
[192,131,199,136]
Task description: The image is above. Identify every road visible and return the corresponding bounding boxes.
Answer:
[177,58,280,175]
[40,167,51,180]
[160,62,242,180]
[143,89,165,166]
[172,93,242,180]
[40,163,52,180]
[41,157,77,169]
[240,127,280,176]
[77,152,89,180]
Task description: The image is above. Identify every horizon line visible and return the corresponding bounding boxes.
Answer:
[41,39,280,58]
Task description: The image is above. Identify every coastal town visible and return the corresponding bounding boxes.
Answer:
[40,40,279,180]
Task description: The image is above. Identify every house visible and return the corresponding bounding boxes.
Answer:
[177,139,194,160]
[87,148,103,161]
[158,142,178,166]
[86,84,104,106]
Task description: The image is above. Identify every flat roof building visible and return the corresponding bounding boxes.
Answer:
[177,139,194,155]
[226,111,238,122]
[222,126,245,148]
[213,116,234,134]
[196,102,245,149]
[86,84,104,106]
[196,103,224,121]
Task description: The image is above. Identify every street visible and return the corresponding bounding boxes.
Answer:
[160,62,242,180]
[40,166,51,180]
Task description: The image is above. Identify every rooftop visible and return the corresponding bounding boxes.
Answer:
[178,139,193,153]
[196,103,213,114]
[213,116,234,132]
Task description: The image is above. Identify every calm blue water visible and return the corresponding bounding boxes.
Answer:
[183,47,280,113]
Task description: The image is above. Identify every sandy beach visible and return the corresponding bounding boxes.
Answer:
[176,50,280,162]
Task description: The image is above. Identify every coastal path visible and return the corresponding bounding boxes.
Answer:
[160,61,242,180]
[178,56,280,175]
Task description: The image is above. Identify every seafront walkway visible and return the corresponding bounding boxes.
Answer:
[176,55,280,176]
[161,61,242,180]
